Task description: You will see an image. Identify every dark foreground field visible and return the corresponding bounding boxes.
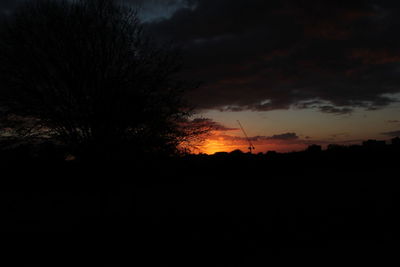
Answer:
[1,147,399,265]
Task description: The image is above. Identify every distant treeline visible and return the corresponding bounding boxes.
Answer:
[189,136,400,160]
[0,136,398,171]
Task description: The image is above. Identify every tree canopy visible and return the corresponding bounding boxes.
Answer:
[0,0,204,160]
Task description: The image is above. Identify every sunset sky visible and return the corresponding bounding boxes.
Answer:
[2,0,400,154]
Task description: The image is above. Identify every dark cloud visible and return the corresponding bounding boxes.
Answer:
[381,130,400,137]
[386,120,400,123]
[190,118,238,131]
[245,132,299,142]
[0,0,24,16]
[146,0,400,113]
[264,133,299,141]
[318,106,354,115]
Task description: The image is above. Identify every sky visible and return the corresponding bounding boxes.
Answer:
[2,0,400,154]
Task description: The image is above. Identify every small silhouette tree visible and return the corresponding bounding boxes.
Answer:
[0,0,202,160]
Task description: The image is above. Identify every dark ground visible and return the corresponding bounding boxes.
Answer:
[0,144,399,265]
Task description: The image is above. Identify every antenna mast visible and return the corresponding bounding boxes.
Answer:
[237,120,255,154]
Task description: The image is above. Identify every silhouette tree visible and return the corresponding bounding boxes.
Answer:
[0,0,202,160]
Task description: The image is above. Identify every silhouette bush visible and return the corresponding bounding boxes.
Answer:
[0,0,200,160]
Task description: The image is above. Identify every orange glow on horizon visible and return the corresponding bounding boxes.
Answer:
[193,132,308,155]
[189,129,243,154]
[199,138,238,155]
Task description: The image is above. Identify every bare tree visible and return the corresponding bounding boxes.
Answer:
[0,0,203,160]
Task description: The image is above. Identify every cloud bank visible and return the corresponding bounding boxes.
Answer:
[145,0,400,113]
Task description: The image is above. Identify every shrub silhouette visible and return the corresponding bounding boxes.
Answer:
[0,0,200,160]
